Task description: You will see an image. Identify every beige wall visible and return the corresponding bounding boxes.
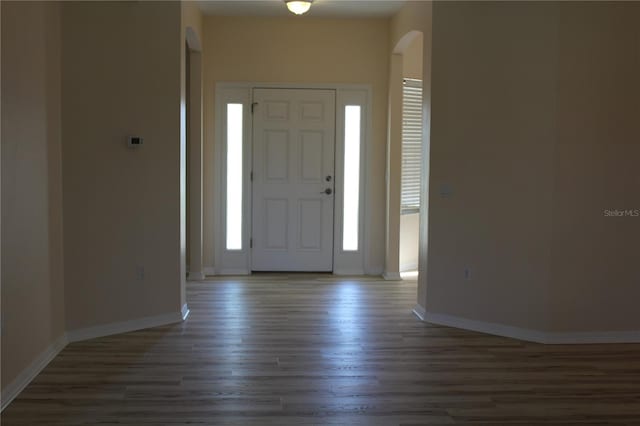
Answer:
[202,16,390,272]
[182,1,203,45]
[403,34,423,80]
[390,2,432,52]
[61,1,183,330]
[400,213,420,272]
[550,2,640,332]
[1,1,65,389]
[426,1,640,333]
[427,1,556,331]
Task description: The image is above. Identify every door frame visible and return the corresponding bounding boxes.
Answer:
[213,82,371,275]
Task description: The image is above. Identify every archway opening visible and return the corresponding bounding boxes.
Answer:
[385,30,425,282]
[185,26,204,281]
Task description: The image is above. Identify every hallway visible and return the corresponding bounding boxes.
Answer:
[3,275,640,425]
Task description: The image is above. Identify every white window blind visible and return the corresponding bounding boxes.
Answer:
[401,78,423,213]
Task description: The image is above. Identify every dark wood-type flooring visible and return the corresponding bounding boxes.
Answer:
[2,274,640,425]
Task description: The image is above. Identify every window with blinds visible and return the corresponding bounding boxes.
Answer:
[401,78,423,213]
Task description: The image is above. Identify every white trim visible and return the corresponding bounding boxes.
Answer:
[181,304,190,320]
[333,88,370,275]
[216,268,251,276]
[204,266,216,276]
[412,304,426,321]
[217,82,372,91]
[543,330,640,344]
[333,268,365,276]
[422,311,547,343]
[187,271,205,281]
[214,86,252,274]
[417,310,640,344]
[66,311,183,343]
[214,82,373,276]
[1,334,68,411]
[2,311,190,411]
[383,272,402,281]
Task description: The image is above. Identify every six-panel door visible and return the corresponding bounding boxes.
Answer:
[251,89,336,271]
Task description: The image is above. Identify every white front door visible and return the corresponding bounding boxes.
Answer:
[251,89,336,271]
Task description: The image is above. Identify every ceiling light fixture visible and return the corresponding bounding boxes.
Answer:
[285,0,313,15]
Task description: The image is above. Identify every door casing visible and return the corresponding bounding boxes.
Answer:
[213,82,371,276]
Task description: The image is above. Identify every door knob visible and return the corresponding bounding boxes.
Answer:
[323,188,333,195]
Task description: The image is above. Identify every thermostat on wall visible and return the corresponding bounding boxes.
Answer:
[127,136,144,148]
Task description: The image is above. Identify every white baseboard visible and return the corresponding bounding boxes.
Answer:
[1,333,68,411]
[66,311,183,343]
[187,271,205,281]
[2,309,190,412]
[542,330,640,344]
[412,304,426,321]
[333,268,365,276]
[383,271,402,281]
[181,303,190,320]
[203,266,215,276]
[422,311,548,343]
[417,310,640,344]
[216,268,250,275]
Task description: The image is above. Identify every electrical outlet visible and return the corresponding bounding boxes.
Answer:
[439,183,453,198]
[464,267,471,280]
[136,266,145,281]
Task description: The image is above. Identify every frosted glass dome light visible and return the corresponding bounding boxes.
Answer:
[285,0,312,15]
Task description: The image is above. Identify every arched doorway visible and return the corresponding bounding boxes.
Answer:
[185,26,204,283]
[385,30,425,281]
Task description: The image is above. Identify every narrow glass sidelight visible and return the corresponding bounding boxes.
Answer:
[343,105,361,251]
[226,104,243,250]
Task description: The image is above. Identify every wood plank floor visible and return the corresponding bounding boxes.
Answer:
[2,274,640,425]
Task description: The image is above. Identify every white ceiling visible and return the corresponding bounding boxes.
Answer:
[197,0,406,18]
